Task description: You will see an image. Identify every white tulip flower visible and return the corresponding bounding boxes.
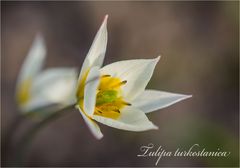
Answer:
[76,15,191,139]
[16,34,78,115]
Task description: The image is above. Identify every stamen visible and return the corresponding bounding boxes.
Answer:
[113,109,120,113]
[95,107,103,114]
[122,101,131,106]
[101,75,111,78]
[111,80,127,88]
[97,109,103,114]
[121,80,127,85]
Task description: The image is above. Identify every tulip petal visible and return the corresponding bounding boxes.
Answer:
[78,15,108,88]
[92,106,158,131]
[84,66,100,116]
[100,57,160,101]
[16,34,47,107]
[22,68,78,112]
[17,34,46,85]
[132,90,192,113]
[77,106,103,140]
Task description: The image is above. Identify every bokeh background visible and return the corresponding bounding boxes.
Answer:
[1,1,239,167]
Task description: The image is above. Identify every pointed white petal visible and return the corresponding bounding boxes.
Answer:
[78,15,108,86]
[77,106,103,140]
[17,34,46,86]
[83,66,100,117]
[92,106,158,131]
[100,57,160,100]
[132,90,192,113]
[21,68,78,112]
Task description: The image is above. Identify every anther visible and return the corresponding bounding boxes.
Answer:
[113,109,120,113]
[102,75,111,78]
[97,109,103,114]
[122,102,131,106]
[111,80,127,88]
[121,80,127,85]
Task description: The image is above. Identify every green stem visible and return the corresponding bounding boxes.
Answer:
[14,104,75,166]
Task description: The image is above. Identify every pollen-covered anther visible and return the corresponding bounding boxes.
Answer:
[113,109,120,113]
[111,80,127,88]
[101,74,111,78]
[121,80,127,85]
[96,108,103,114]
[122,101,131,106]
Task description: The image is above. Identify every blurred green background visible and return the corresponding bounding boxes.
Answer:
[1,1,239,167]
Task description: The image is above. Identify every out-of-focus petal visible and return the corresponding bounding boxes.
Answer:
[16,34,46,106]
[21,68,78,112]
[17,34,46,85]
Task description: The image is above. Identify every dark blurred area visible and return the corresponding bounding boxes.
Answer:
[1,1,239,167]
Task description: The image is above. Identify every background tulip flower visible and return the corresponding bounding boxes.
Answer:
[75,15,191,139]
[16,34,78,115]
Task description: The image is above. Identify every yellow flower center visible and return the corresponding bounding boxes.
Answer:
[94,75,130,119]
[17,79,31,105]
[77,72,130,120]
